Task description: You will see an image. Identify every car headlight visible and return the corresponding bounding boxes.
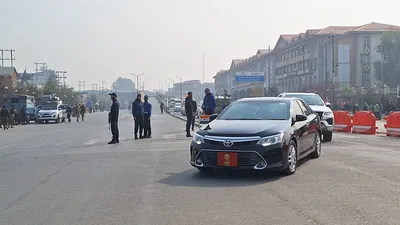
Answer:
[257,133,284,147]
[324,112,332,116]
[192,133,204,145]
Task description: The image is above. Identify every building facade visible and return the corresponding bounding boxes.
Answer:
[214,22,400,101]
[0,67,18,91]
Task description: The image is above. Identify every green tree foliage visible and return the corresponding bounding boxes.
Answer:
[18,69,34,86]
[374,32,400,87]
[90,94,98,103]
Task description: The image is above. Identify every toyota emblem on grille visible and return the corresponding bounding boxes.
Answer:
[223,140,233,147]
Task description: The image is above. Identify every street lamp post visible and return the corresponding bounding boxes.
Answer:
[131,73,144,96]
[176,76,183,100]
[169,79,175,97]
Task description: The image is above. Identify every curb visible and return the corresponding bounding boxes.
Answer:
[165,109,202,128]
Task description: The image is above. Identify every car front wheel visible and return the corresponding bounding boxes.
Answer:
[323,131,332,142]
[283,140,297,175]
[310,133,322,159]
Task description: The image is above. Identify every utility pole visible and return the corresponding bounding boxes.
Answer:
[0,49,16,67]
[78,81,86,92]
[55,71,67,87]
[329,33,336,106]
[131,73,144,95]
[176,76,183,100]
[92,84,98,91]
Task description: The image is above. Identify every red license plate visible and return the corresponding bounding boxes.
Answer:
[217,152,238,167]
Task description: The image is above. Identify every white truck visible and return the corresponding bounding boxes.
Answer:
[36,95,67,124]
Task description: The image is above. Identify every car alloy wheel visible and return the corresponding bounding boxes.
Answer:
[311,134,321,158]
[288,144,297,172]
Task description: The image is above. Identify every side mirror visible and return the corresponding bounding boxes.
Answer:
[325,102,331,107]
[209,114,218,122]
[295,114,307,122]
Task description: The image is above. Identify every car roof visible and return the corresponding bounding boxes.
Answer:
[237,97,293,103]
[279,92,318,96]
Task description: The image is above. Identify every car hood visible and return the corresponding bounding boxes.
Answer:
[308,105,332,113]
[203,119,288,136]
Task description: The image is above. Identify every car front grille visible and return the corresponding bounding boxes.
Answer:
[198,151,263,167]
[204,139,258,147]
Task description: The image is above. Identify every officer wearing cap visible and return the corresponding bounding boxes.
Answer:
[108,92,120,144]
[143,95,152,138]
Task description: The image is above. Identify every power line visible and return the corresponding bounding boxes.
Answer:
[55,71,67,87]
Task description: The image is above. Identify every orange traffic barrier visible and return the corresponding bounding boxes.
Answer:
[384,111,400,137]
[352,111,377,134]
[333,111,352,132]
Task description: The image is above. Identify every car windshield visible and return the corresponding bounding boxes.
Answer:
[175,103,181,107]
[287,95,324,106]
[218,101,290,120]
[41,105,57,110]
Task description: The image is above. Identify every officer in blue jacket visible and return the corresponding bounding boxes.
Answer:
[132,94,144,139]
[143,95,152,138]
[202,88,216,115]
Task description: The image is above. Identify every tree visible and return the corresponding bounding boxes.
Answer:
[374,32,400,87]
[112,77,135,92]
[90,94,98,104]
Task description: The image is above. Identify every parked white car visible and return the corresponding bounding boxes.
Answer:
[278,92,334,142]
[174,103,182,112]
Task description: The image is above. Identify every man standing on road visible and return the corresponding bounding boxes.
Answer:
[160,102,164,114]
[185,92,194,137]
[191,100,197,131]
[80,104,86,121]
[1,105,9,130]
[9,105,16,128]
[143,95,152,138]
[66,105,72,123]
[74,104,80,122]
[108,93,120,144]
[201,88,216,115]
[132,94,144,140]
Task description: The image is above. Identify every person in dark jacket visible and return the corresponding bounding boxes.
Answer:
[9,105,16,128]
[143,95,152,138]
[202,88,216,115]
[20,106,27,125]
[1,105,9,130]
[108,93,120,144]
[191,100,197,131]
[132,94,144,139]
[66,105,72,123]
[80,104,86,121]
[185,92,194,137]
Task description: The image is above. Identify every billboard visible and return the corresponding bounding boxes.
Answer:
[235,72,265,82]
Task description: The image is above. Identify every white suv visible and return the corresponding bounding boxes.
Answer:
[278,92,334,142]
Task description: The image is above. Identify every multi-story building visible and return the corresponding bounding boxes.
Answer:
[214,49,273,100]
[30,70,57,87]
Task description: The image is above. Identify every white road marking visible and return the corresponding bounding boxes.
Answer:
[83,139,100,145]
[33,141,52,148]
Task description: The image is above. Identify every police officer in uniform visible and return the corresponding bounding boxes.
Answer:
[108,93,120,144]
[185,92,194,137]
[132,94,144,140]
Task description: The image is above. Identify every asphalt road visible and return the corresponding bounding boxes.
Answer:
[1,98,400,225]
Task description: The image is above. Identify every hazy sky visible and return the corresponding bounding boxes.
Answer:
[1,0,400,91]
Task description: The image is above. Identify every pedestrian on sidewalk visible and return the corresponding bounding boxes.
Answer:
[108,93,120,144]
[143,95,152,138]
[132,94,144,140]
[185,92,194,137]
[1,105,9,130]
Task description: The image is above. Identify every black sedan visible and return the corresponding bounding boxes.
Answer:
[190,97,322,175]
